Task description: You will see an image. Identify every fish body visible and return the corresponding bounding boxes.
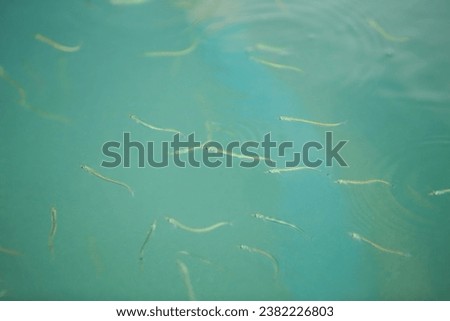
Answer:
[429,188,450,196]
[252,213,304,233]
[239,244,279,276]
[280,116,345,127]
[349,232,410,257]
[165,217,231,233]
[35,33,81,52]
[81,165,134,197]
[335,179,390,186]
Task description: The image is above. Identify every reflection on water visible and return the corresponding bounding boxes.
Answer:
[0,0,449,300]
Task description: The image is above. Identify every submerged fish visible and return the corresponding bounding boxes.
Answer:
[178,250,213,266]
[0,65,69,123]
[429,188,450,196]
[129,114,183,136]
[0,289,7,299]
[110,0,149,5]
[251,213,305,234]
[367,19,409,43]
[246,43,290,55]
[265,166,318,174]
[139,219,157,263]
[48,206,58,255]
[0,246,22,257]
[81,165,134,197]
[176,259,196,300]
[335,179,390,186]
[280,115,345,127]
[250,56,303,73]
[165,217,231,233]
[35,33,81,53]
[349,232,410,257]
[143,40,199,57]
[239,244,279,277]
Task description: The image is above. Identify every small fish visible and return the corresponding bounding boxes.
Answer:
[335,179,390,186]
[0,65,69,123]
[165,217,231,233]
[48,206,58,255]
[251,213,305,234]
[349,232,410,257]
[110,0,149,5]
[429,188,450,196]
[247,43,289,55]
[250,56,303,73]
[170,145,268,163]
[367,19,409,43]
[170,144,204,156]
[205,121,215,142]
[143,40,199,57]
[207,146,268,161]
[280,115,346,127]
[129,114,183,136]
[178,250,213,266]
[86,236,104,276]
[239,244,279,277]
[139,219,157,263]
[35,33,81,53]
[81,165,134,197]
[265,166,318,174]
[0,289,7,299]
[219,149,263,161]
[176,259,196,300]
[0,65,28,106]
[0,246,22,257]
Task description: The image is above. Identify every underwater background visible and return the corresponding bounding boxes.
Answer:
[0,0,449,300]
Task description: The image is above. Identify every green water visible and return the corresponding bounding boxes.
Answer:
[1,0,449,300]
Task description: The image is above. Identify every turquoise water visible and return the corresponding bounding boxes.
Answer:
[1,0,449,300]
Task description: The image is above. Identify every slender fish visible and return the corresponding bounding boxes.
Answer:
[250,56,303,73]
[81,165,134,197]
[0,65,69,123]
[0,246,22,257]
[139,219,157,263]
[178,251,213,266]
[265,166,317,174]
[48,206,58,254]
[239,244,279,277]
[0,289,7,298]
[35,33,81,53]
[110,0,149,5]
[165,217,231,233]
[143,40,198,57]
[246,43,289,55]
[367,19,409,43]
[129,114,182,136]
[171,145,267,161]
[429,188,450,196]
[280,116,345,127]
[251,213,304,234]
[335,179,390,186]
[349,232,410,257]
[176,259,196,300]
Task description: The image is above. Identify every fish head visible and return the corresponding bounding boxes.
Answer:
[348,232,360,240]
[252,213,263,219]
[165,217,175,224]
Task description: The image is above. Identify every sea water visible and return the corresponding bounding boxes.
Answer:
[0,0,449,300]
